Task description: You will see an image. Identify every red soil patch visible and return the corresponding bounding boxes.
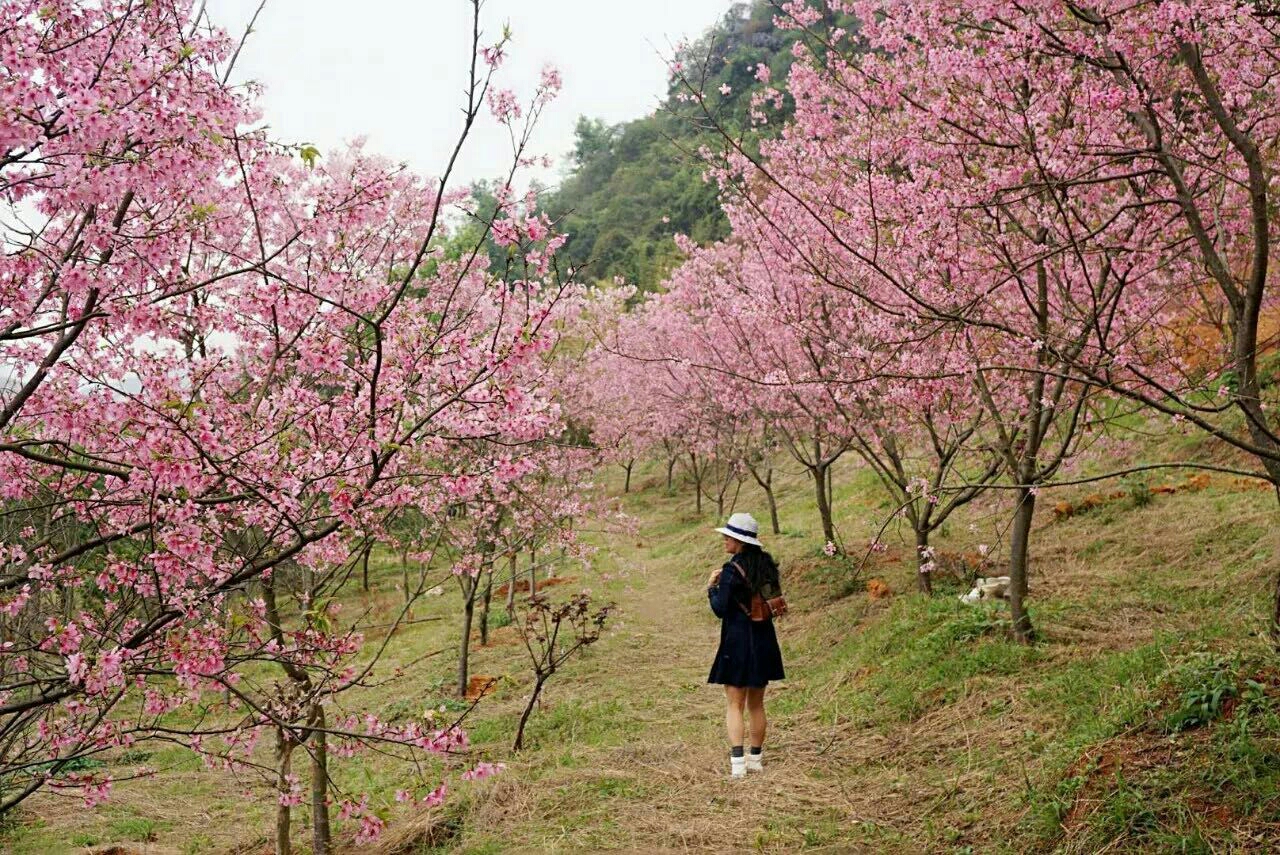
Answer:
[464,675,500,702]
[1172,304,1280,373]
[932,549,994,580]
[786,558,818,578]
[866,578,892,599]
[494,575,574,597]
[1061,736,1176,831]
[471,623,520,647]
[1052,473,1225,520]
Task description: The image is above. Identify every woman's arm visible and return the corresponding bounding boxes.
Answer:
[708,565,732,618]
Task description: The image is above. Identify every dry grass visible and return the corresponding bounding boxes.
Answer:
[6,454,1280,852]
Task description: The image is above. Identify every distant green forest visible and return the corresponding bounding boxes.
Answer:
[543,1,802,290]
[444,2,856,291]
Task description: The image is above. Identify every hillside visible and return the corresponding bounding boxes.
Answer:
[7,443,1279,853]
[543,1,829,289]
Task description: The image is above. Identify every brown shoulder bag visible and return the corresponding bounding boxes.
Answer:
[731,561,788,621]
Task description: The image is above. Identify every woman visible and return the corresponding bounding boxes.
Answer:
[706,512,785,778]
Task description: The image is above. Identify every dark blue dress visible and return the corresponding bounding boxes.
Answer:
[707,561,785,687]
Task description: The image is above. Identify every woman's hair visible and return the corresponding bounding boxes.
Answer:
[735,543,781,597]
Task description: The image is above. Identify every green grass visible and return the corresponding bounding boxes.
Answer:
[108,816,165,842]
[5,451,1280,852]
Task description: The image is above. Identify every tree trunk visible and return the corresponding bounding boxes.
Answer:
[622,459,634,493]
[456,577,475,697]
[505,552,517,616]
[749,464,781,534]
[360,542,371,592]
[1273,554,1280,648]
[826,465,835,520]
[1007,487,1036,643]
[690,453,703,515]
[1259,483,1280,645]
[274,728,295,855]
[400,545,411,605]
[479,567,494,646]
[512,676,547,752]
[309,704,331,855]
[915,527,933,595]
[763,468,780,534]
[666,455,676,492]
[812,463,835,544]
[1269,485,1280,647]
[529,547,537,597]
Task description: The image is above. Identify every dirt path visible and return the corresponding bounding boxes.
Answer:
[453,510,905,853]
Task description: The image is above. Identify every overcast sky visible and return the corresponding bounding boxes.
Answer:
[206,0,735,188]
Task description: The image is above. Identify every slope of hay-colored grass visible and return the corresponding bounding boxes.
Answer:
[4,446,1280,853]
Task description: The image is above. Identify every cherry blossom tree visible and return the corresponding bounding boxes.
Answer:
[591,297,713,512]
[754,0,1280,635]
[0,0,576,834]
[662,1,1182,637]
[559,285,649,492]
[643,237,856,541]
[435,441,603,699]
[652,230,1004,586]
[851,0,1280,635]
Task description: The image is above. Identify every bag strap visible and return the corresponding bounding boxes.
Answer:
[729,560,753,617]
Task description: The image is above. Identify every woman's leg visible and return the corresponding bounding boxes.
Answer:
[745,686,766,749]
[724,685,747,746]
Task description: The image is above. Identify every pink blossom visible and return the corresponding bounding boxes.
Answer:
[491,218,520,247]
[422,783,448,807]
[540,65,563,93]
[487,88,522,124]
[356,814,385,844]
[461,761,506,781]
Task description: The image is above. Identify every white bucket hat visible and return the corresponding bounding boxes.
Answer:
[715,512,762,547]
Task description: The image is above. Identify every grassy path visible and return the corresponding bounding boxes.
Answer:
[7,457,1280,852]
[421,484,900,854]
[408,460,1280,853]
